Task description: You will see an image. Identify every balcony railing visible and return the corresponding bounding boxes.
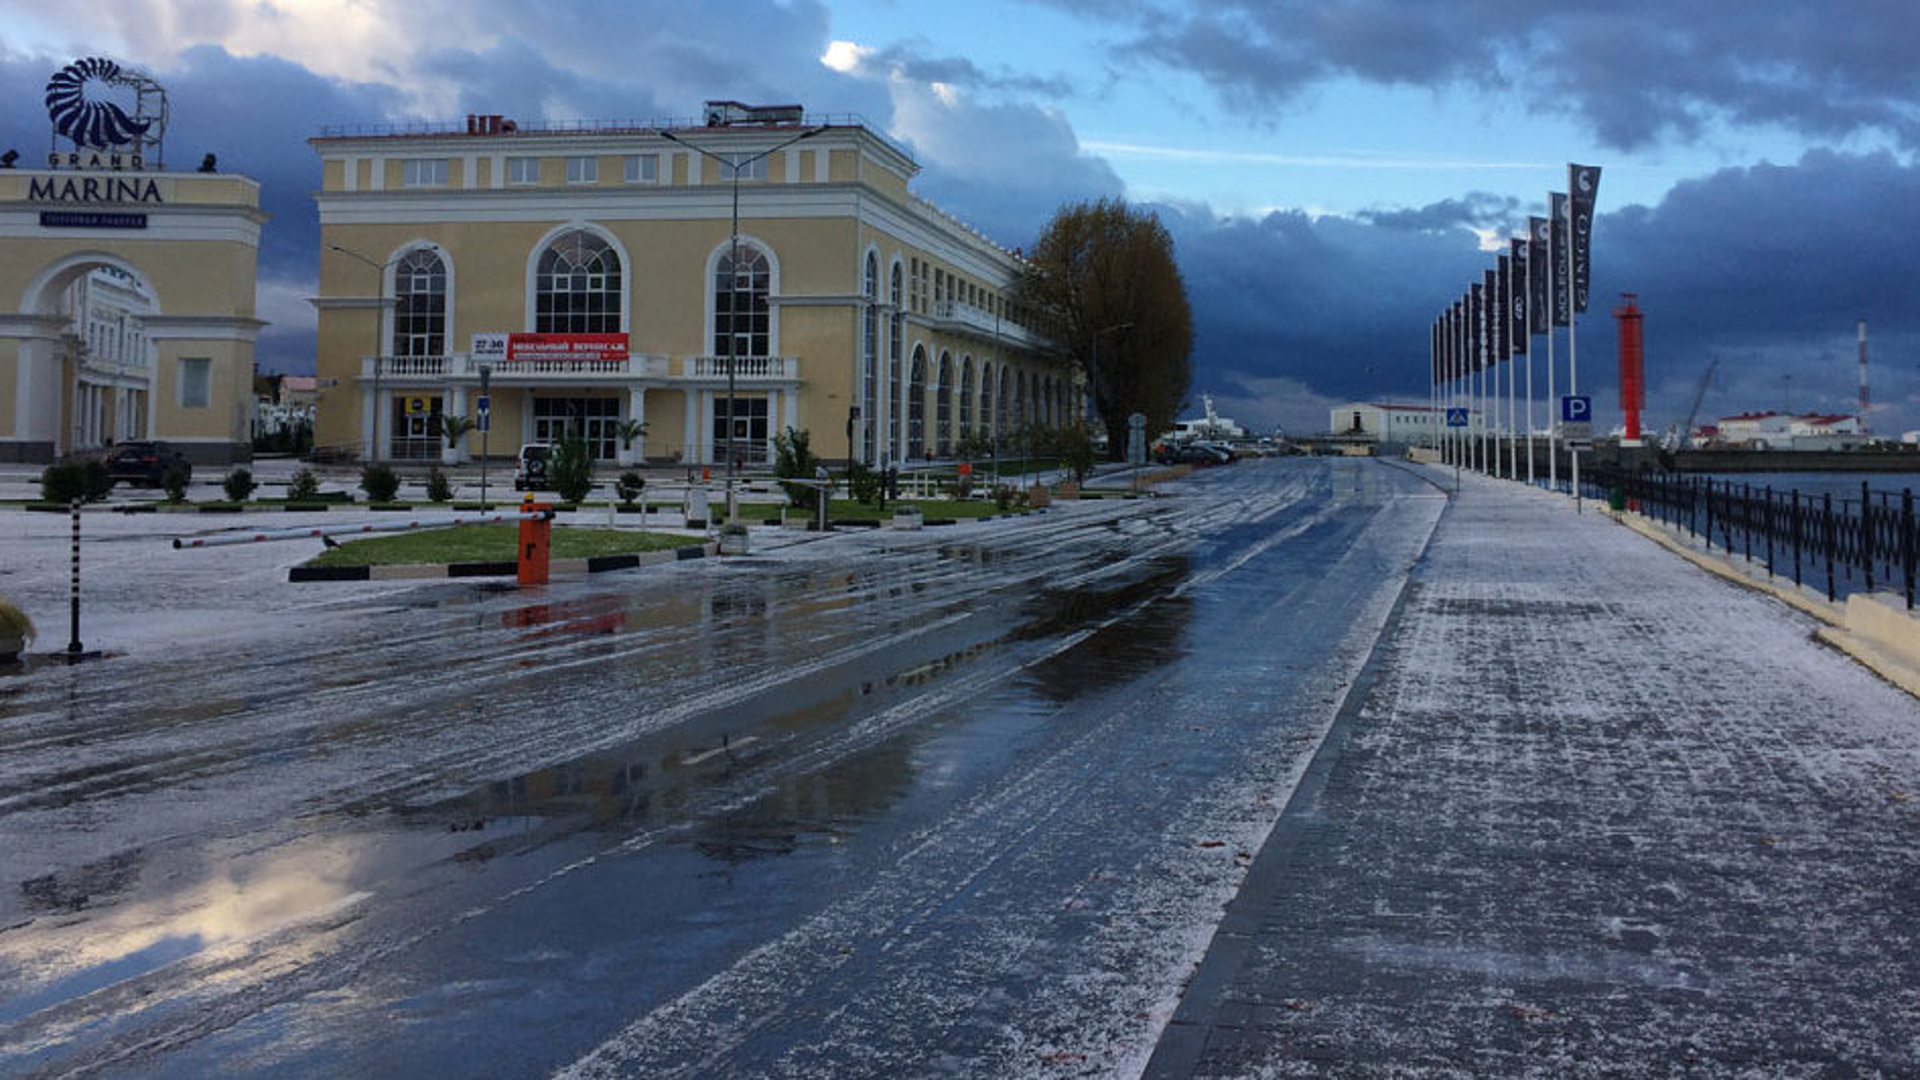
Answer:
[359,354,671,381]
[688,355,797,380]
[930,300,1043,347]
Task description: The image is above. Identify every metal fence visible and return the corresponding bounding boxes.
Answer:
[1584,468,1918,609]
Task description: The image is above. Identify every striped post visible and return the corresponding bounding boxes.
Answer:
[67,499,82,655]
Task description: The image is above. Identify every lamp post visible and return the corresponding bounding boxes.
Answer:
[661,124,824,519]
[328,243,438,464]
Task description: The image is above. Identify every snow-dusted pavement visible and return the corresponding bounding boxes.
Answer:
[0,458,1447,1078]
[1152,465,1920,1077]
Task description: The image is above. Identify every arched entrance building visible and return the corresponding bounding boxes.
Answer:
[0,169,265,463]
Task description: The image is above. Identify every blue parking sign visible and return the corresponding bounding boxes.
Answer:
[1561,395,1591,423]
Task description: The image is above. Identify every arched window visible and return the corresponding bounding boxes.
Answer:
[391,248,446,357]
[979,362,994,439]
[997,369,1011,437]
[959,356,974,437]
[1015,371,1028,427]
[908,346,928,458]
[713,243,771,358]
[936,351,953,456]
[887,262,903,461]
[861,252,879,464]
[536,230,621,333]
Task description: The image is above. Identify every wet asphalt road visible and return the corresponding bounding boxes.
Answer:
[0,458,1444,1077]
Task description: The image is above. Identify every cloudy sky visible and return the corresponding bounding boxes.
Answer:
[6,0,1920,437]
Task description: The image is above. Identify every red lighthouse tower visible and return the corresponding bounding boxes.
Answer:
[1614,294,1645,446]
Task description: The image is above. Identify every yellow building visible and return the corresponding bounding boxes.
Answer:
[0,168,266,464]
[311,103,1073,468]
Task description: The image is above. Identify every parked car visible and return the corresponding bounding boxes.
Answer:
[106,440,192,487]
[512,443,554,491]
[1153,441,1231,467]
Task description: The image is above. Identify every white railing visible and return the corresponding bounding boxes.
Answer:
[930,301,1044,347]
[689,355,796,380]
[361,355,451,379]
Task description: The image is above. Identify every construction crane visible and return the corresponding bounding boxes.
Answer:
[1678,356,1719,450]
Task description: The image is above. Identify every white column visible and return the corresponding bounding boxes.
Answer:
[449,385,469,463]
[629,387,647,458]
[361,380,377,461]
[685,389,701,465]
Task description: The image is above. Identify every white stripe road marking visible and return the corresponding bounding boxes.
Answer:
[682,736,758,766]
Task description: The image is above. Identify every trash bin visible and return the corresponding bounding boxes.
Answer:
[1608,485,1626,512]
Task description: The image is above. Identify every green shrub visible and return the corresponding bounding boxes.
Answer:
[772,427,820,504]
[425,466,454,503]
[287,468,321,501]
[0,595,33,649]
[991,483,1017,511]
[83,459,113,502]
[359,463,400,503]
[162,467,189,503]
[615,470,645,506]
[1056,421,1096,482]
[548,433,595,504]
[39,463,87,504]
[846,461,880,505]
[223,467,258,503]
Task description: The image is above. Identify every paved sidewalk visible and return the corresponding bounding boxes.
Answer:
[1151,467,1920,1077]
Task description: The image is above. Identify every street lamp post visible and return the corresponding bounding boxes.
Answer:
[660,124,825,520]
[329,243,438,464]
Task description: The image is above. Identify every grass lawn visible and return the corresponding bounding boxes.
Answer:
[307,523,694,568]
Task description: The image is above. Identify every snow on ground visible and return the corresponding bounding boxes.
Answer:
[1167,465,1920,1077]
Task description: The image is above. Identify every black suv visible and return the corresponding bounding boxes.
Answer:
[106,441,192,487]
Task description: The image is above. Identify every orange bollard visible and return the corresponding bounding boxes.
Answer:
[701,465,711,482]
[518,495,552,585]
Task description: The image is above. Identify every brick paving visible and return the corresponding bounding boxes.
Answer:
[1151,470,1920,1077]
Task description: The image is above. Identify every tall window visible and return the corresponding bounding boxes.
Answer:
[402,158,447,187]
[861,252,879,464]
[723,153,768,181]
[713,244,771,358]
[980,363,995,437]
[179,357,211,408]
[391,248,446,357]
[998,371,1011,434]
[536,231,622,333]
[908,346,928,458]
[887,262,903,460]
[624,154,658,183]
[566,156,599,184]
[936,352,953,455]
[959,356,974,436]
[506,157,539,185]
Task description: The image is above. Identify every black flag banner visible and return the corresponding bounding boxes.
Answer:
[1452,301,1463,376]
[1569,163,1601,313]
[1468,283,1482,371]
[1549,192,1571,327]
[1509,238,1529,355]
[1528,216,1550,332]
[1483,270,1498,364]
[1494,259,1510,361]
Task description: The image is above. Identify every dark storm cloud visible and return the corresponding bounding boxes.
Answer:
[857,42,1074,99]
[1161,150,1920,434]
[1089,2,1920,151]
[1359,193,1522,234]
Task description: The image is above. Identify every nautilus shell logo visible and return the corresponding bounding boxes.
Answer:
[46,57,154,149]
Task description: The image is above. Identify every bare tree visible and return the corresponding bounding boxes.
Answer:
[1019,198,1194,458]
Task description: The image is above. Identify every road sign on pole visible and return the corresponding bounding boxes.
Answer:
[1559,394,1592,441]
[1446,407,1469,428]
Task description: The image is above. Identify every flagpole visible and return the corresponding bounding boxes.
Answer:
[1566,173,1581,513]
[1508,265,1519,481]
[1547,205,1559,495]
[1525,282,1536,486]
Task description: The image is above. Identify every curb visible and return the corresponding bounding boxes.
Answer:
[289,541,718,582]
[1615,510,1920,700]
